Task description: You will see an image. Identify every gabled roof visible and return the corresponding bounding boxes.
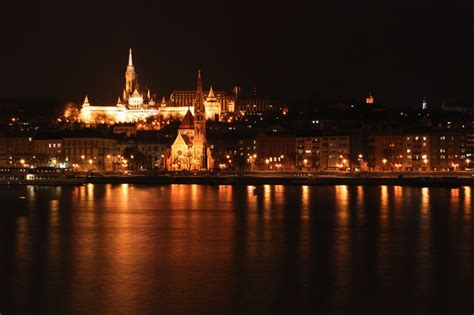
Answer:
[179,109,194,129]
[173,132,193,147]
[181,134,193,146]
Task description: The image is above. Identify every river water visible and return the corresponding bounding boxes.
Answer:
[0,184,473,314]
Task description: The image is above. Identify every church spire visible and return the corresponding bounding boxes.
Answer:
[83,95,90,105]
[195,70,205,112]
[128,48,133,66]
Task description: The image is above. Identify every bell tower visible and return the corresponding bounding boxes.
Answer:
[124,48,136,100]
[193,70,207,169]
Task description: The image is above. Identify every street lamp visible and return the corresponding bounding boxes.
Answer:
[466,158,471,170]
[382,158,387,171]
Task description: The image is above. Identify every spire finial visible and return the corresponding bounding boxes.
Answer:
[128,48,133,66]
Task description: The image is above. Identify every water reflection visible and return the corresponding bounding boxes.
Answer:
[333,186,350,308]
[464,186,472,215]
[1,184,473,314]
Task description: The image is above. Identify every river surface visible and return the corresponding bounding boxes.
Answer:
[0,184,473,314]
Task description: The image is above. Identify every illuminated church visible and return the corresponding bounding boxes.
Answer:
[80,49,158,124]
[167,71,214,170]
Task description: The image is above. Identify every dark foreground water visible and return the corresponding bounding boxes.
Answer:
[0,184,473,314]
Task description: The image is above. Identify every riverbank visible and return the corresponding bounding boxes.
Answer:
[86,173,474,187]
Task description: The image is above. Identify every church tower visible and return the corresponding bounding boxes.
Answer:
[194,70,207,169]
[124,48,137,100]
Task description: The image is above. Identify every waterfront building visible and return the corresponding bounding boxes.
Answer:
[255,132,296,170]
[372,132,432,171]
[33,133,64,167]
[296,134,351,171]
[371,130,470,171]
[62,131,117,171]
[429,131,466,171]
[167,71,213,170]
[0,132,35,166]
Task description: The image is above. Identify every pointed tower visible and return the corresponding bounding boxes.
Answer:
[205,85,221,120]
[81,95,91,123]
[208,86,216,99]
[193,70,207,169]
[124,48,137,101]
[83,95,90,106]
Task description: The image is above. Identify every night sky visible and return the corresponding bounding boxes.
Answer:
[1,2,474,107]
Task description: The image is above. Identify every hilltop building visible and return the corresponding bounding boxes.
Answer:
[159,86,232,120]
[80,49,158,124]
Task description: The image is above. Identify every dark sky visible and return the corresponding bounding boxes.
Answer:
[1,1,474,107]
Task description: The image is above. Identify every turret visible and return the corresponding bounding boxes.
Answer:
[83,95,90,106]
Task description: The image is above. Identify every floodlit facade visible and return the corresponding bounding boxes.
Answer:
[159,87,227,120]
[79,49,229,123]
[167,71,214,170]
[80,49,158,124]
